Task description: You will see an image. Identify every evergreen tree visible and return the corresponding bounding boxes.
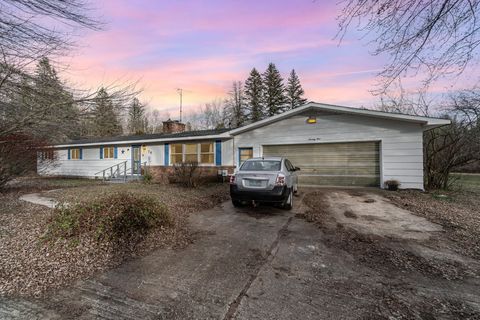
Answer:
[6,57,79,142]
[244,68,265,122]
[262,63,286,116]
[285,69,307,110]
[91,88,123,137]
[128,98,147,135]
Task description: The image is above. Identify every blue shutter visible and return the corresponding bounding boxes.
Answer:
[215,140,222,166]
[164,143,169,166]
[67,148,71,160]
[114,146,118,159]
[79,148,83,160]
[100,147,103,159]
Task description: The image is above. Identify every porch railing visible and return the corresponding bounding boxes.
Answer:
[94,161,148,181]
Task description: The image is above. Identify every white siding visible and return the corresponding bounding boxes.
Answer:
[39,145,133,177]
[38,140,233,177]
[222,139,234,166]
[233,111,425,189]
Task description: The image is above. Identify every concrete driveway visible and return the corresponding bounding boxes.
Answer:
[1,190,479,319]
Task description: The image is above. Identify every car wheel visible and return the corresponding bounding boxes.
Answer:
[283,188,293,210]
[232,199,243,207]
[293,184,299,195]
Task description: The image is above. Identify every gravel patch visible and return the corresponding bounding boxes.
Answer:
[0,181,229,298]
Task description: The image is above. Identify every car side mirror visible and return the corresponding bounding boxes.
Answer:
[294,167,300,171]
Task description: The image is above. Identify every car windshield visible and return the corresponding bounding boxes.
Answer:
[240,160,281,171]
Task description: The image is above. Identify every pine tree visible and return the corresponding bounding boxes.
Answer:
[11,57,80,142]
[262,63,286,117]
[244,68,264,122]
[91,88,123,137]
[128,98,147,135]
[286,69,307,110]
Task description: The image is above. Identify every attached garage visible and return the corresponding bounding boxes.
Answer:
[263,141,380,187]
[230,102,450,190]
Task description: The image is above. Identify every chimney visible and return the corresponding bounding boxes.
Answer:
[162,119,186,134]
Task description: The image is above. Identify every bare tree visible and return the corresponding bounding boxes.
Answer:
[224,81,247,128]
[337,0,480,93]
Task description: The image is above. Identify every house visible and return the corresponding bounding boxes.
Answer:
[38,102,450,189]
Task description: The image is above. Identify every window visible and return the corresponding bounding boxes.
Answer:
[70,148,81,160]
[39,150,54,161]
[240,160,281,172]
[239,148,253,165]
[170,144,183,164]
[185,143,198,162]
[200,143,214,164]
[103,147,115,159]
[170,142,216,165]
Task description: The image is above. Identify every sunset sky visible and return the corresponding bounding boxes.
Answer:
[59,0,473,118]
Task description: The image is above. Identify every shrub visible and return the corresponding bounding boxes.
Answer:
[47,192,172,245]
[384,179,401,191]
[172,161,201,188]
[142,170,153,184]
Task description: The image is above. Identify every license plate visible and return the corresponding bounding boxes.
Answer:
[248,180,262,187]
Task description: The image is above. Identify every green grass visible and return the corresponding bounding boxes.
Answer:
[451,173,480,192]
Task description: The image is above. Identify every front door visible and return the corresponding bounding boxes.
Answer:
[132,145,141,174]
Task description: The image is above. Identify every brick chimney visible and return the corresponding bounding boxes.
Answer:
[162,119,186,134]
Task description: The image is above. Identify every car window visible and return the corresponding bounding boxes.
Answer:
[240,160,281,171]
[285,159,293,171]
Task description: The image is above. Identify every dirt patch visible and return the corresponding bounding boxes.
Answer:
[300,189,480,318]
[384,189,480,260]
[0,180,229,297]
[343,210,357,219]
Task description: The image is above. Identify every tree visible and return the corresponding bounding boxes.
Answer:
[2,58,80,142]
[376,89,480,190]
[285,69,307,110]
[91,88,123,137]
[128,98,147,135]
[224,81,247,128]
[337,0,480,93]
[244,68,265,122]
[146,110,163,133]
[263,63,286,116]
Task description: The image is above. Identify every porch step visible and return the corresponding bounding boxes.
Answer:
[106,176,143,183]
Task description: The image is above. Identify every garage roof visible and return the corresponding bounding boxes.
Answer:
[228,102,451,135]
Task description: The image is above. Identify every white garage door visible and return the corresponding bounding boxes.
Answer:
[263,141,380,187]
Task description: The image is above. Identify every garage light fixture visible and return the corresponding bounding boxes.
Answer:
[306,116,317,124]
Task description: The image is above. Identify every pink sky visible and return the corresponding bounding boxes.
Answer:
[58,0,474,118]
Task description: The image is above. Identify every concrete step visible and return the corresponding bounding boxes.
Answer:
[105,176,143,183]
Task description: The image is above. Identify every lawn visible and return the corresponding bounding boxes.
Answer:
[451,173,480,191]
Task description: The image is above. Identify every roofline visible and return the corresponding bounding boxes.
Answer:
[53,132,231,148]
[228,101,451,135]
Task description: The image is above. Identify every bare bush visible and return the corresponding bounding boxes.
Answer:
[172,162,201,188]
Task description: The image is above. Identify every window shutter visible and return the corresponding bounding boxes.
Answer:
[100,147,103,159]
[215,140,222,166]
[164,143,169,166]
[79,148,83,160]
[114,146,118,159]
[67,148,71,160]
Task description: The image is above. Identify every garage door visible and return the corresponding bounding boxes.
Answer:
[263,141,380,187]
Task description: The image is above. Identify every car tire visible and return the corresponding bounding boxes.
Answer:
[232,199,243,207]
[283,188,293,210]
[293,184,299,196]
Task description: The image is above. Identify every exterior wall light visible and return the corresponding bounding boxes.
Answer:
[306,116,317,124]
